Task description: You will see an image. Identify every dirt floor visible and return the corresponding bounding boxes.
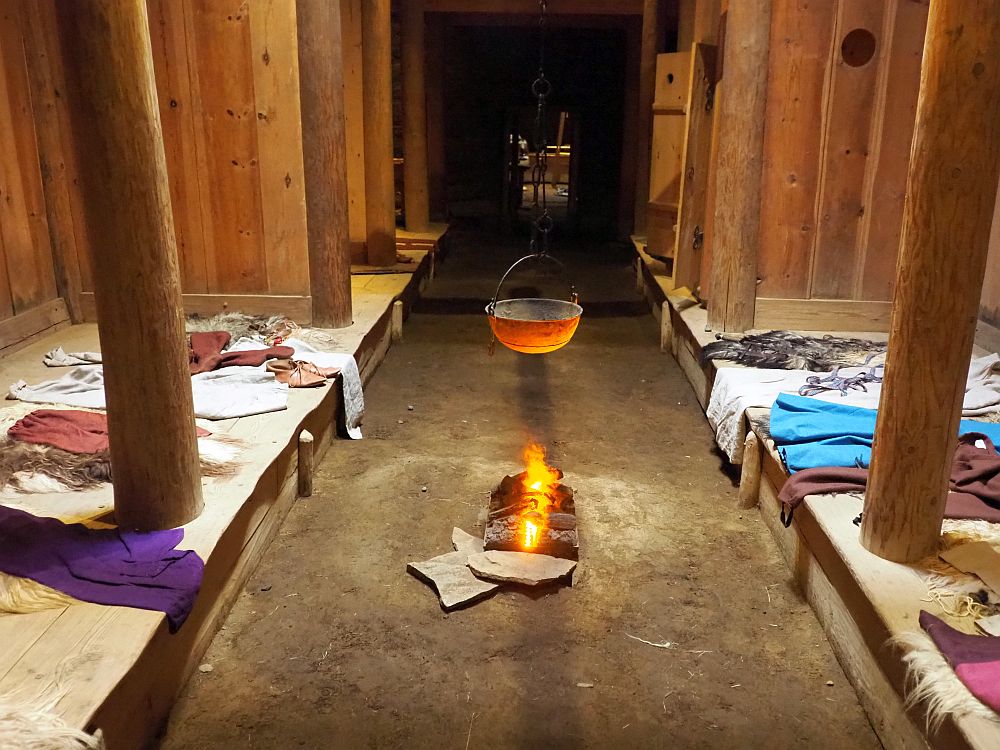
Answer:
[161,228,881,749]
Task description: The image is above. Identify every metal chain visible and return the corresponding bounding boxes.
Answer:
[529,0,552,257]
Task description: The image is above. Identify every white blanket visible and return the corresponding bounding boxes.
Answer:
[9,365,289,420]
[228,337,365,438]
[34,336,366,437]
[707,354,1000,464]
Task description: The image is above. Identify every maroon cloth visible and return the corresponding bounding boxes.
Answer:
[8,409,209,454]
[921,610,1000,714]
[188,331,293,374]
[778,433,1000,526]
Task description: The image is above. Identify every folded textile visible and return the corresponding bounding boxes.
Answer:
[189,331,293,374]
[8,409,209,454]
[966,353,1000,417]
[707,355,1000,464]
[707,367,882,464]
[777,438,1000,525]
[701,331,887,372]
[9,365,289,421]
[43,347,102,367]
[0,504,203,631]
[769,394,1000,472]
[921,610,1000,715]
[228,337,365,438]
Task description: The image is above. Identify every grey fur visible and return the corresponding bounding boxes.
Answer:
[701,330,887,372]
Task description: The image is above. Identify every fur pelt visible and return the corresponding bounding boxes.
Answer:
[185,312,298,345]
[0,434,242,494]
[700,330,887,372]
[894,629,1000,731]
[0,572,76,614]
[0,696,103,749]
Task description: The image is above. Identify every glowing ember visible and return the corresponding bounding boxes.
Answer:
[520,443,560,549]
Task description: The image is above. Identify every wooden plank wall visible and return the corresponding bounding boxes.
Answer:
[18,0,311,327]
[0,4,69,354]
[755,0,928,304]
[981,182,1000,330]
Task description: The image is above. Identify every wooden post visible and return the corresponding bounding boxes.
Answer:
[298,430,314,497]
[738,432,762,509]
[55,0,202,531]
[401,0,430,232]
[391,299,404,342]
[860,1,1000,563]
[707,0,770,332]
[361,0,397,266]
[634,0,662,236]
[660,300,673,352]
[297,0,353,328]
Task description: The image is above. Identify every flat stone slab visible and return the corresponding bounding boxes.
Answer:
[407,551,499,610]
[467,550,576,586]
[452,527,484,555]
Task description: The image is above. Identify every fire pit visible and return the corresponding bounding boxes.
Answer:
[484,443,578,560]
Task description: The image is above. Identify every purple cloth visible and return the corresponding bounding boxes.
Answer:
[921,610,1000,714]
[0,504,203,631]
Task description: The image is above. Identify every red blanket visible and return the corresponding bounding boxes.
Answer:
[188,331,293,374]
[9,409,209,454]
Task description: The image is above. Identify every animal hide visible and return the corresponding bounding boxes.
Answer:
[0,696,103,749]
[894,629,1000,731]
[0,434,242,494]
[701,330,887,372]
[185,313,298,346]
[0,571,77,614]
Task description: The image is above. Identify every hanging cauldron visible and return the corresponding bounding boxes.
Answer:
[486,253,582,354]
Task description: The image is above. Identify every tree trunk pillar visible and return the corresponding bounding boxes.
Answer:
[55,0,203,530]
[297,0,353,328]
[361,0,397,266]
[861,0,1000,563]
[707,0,770,332]
[401,0,430,233]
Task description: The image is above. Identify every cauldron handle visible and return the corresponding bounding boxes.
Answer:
[486,253,576,315]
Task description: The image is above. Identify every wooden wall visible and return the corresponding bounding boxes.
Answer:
[4,0,313,336]
[755,0,928,306]
[982,186,1000,330]
[0,4,69,355]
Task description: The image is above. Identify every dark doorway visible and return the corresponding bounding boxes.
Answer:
[439,21,629,240]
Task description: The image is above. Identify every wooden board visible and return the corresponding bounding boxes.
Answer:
[753,297,892,332]
[0,7,58,317]
[340,0,368,258]
[673,43,716,291]
[756,0,836,299]
[78,292,312,325]
[809,0,886,299]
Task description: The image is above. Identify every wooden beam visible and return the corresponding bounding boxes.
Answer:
[361,0,397,266]
[634,0,662,235]
[55,0,202,531]
[425,0,643,14]
[861,0,1000,563]
[401,0,430,232]
[297,0,353,327]
[707,0,770,332]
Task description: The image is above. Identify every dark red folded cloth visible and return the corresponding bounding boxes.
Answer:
[188,331,294,374]
[8,409,209,454]
[777,433,1000,526]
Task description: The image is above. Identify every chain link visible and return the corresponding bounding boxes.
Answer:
[529,0,551,257]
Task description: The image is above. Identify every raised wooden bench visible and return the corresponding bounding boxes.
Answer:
[0,263,430,749]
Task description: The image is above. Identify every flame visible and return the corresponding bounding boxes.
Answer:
[523,519,540,548]
[520,443,560,549]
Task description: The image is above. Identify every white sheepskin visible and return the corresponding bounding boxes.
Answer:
[894,629,1000,732]
[0,697,103,749]
[0,572,76,615]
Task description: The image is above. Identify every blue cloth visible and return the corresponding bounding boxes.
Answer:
[770,393,1000,473]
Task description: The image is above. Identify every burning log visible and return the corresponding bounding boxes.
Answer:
[484,468,579,561]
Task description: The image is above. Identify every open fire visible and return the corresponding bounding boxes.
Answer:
[484,443,578,560]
